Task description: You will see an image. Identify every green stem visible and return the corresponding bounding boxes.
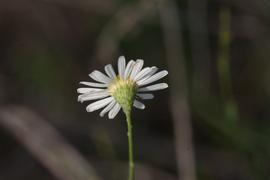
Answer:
[217,7,232,100]
[217,7,238,125]
[125,112,134,180]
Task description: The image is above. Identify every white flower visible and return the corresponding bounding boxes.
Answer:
[77,56,168,119]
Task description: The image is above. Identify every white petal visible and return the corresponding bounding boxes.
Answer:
[89,70,111,84]
[78,91,109,102]
[147,67,158,76]
[136,67,158,85]
[86,97,114,112]
[79,81,108,88]
[108,103,121,119]
[118,56,126,79]
[105,64,116,79]
[133,67,150,81]
[138,70,168,86]
[137,93,154,100]
[130,60,144,80]
[100,100,116,117]
[124,60,135,79]
[133,100,145,109]
[138,83,168,92]
[77,88,104,94]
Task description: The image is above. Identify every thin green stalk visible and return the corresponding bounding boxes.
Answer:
[125,111,134,180]
[217,7,238,125]
[217,7,232,100]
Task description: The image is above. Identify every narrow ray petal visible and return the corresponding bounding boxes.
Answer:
[137,93,154,100]
[77,88,104,94]
[138,83,168,92]
[105,64,116,79]
[138,70,168,86]
[124,60,135,79]
[133,100,145,109]
[79,81,108,88]
[100,100,116,117]
[78,91,109,102]
[136,67,158,84]
[118,56,126,79]
[86,97,114,112]
[130,60,144,80]
[108,103,121,119]
[133,67,150,81]
[89,70,111,84]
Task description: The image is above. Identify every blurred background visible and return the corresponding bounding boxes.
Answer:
[1,0,270,179]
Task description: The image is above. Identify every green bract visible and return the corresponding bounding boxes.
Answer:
[109,77,138,114]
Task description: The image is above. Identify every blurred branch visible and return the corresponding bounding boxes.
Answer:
[0,106,101,180]
[217,7,232,100]
[188,0,211,94]
[94,1,156,63]
[157,1,197,180]
[217,7,238,124]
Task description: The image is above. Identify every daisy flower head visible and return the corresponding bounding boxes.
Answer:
[77,56,168,119]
